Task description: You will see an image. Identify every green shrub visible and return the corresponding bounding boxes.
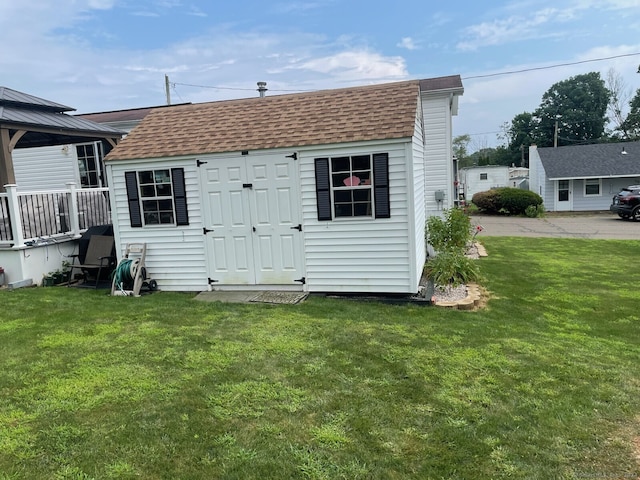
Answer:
[525,204,546,218]
[471,190,500,213]
[425,251,480,287]
[426,207,472,254]
[472,188,543,215]
[425,208,482,287]
[498,188,543,215]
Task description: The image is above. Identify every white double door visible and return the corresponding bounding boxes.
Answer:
[200,153,304,286]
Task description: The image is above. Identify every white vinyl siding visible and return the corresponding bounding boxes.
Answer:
[12,145,79,191]
[422,94,454,218]
[107,157,206,292]
[460,166,509,200]
[300,140,416,294]
[411,108,427,286]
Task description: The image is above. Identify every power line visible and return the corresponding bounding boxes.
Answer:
[462,52,640,80]
[172,81,315,93]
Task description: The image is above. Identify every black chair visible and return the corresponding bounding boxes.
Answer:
[68,235,116,288]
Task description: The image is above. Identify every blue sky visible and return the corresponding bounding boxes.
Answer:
[2,0,640,149]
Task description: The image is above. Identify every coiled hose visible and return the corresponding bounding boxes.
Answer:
[113,259,135,291]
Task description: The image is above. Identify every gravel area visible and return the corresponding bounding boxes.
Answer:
[432,284,468,303]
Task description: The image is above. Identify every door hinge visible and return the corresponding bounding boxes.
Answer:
[290,224,302,231]
[286,152,298,160]
[196,159,207,167]
[208,278,219,284]
[243,183,253,189]
[203,227,214,234]
[294,276,306,284]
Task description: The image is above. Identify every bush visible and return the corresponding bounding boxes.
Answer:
[472,188,543,215]
[471,190,500,213]
[525,204,546,218]
[425,251,480,287]
[425,208,481,287]
[426,207,472,254]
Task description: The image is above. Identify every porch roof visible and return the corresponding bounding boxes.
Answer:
[0,87,125,149]
[0,86,126,189]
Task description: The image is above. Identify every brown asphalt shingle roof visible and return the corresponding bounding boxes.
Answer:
[106,79,423,161]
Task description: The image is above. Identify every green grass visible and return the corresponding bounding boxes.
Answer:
[1,237,639,479]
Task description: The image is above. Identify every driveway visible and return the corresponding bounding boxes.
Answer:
[471,212,640,240]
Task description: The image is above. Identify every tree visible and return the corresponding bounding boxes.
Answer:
[606,68,632,139]
[501,112,535,166]
[454,134,481,168]
[621,88,640,140]
[533,72,610,147]
[452,134,471,161]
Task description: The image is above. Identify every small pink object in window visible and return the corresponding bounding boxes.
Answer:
[343,176,361,186]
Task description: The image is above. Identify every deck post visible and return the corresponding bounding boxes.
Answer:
[4,184,25,248]
[66,182,82,237]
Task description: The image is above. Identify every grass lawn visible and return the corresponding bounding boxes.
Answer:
[1,237,639,479]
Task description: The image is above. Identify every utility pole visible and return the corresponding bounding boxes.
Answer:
[554,120,558,148]
[165,74,171,105]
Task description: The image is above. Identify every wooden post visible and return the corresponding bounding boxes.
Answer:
[0,129,16,192]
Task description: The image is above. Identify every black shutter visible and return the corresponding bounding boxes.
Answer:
[171,168,189,226]
[125,171,142,227]
[373,153,390,218]
[314,158,332,221]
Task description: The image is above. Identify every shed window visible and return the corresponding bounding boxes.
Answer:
[584,178,600,196]
[480,173,488,180]
[125,168,189,227]
[314,153,389,220]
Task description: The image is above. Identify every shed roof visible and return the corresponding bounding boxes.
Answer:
[538,141,640,179]
[106,79,425,161]
[76,103,191,124]
[419,75,463,93]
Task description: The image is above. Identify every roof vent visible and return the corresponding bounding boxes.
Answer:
[622,147,628,155]
[257,82,268,98]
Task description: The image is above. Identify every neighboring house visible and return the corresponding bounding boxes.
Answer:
[529,142,640,212]
[105,76,464,294]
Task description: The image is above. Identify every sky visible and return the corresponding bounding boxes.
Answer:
[2,0,640,150]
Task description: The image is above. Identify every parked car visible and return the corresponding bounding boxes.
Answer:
[610,185,640,220]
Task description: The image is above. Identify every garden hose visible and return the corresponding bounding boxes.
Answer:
[113,259,137,291]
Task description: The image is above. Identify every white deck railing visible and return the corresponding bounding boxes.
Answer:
[0,183,111,248]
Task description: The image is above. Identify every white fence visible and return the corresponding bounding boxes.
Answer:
[0,184,110,248]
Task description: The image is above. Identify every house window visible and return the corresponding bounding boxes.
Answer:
[76,142,105,187]
[480,173,488,180]
[584,178,600,196]
[315,153,389,220]
[125,168,189,228]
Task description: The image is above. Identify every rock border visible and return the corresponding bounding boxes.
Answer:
[432,282,484,310]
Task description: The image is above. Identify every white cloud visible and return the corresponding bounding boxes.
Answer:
[457,8,566,51]
[397,37,418,51]
[88,0,117,9]
[288,50,408,83]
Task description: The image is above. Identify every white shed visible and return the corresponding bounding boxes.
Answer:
[459,165,510,200]
[105,77,463,295]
